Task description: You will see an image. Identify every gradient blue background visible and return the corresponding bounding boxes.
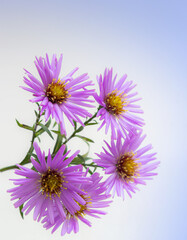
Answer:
[0,0,186,239]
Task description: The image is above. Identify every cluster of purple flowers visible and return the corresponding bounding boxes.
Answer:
[9,54,159,236]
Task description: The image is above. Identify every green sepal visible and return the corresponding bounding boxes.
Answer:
[16,119,34,131]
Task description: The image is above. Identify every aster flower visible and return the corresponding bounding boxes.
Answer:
[94,68,144,138]
[95,131,159,199]
[42,172,112,236]
[8,142,90,224]
[22,54,94,134]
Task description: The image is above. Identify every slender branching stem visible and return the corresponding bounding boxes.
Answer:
[0,106,41,173]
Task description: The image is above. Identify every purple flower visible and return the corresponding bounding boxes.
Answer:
[22,54,94,134]
[95,131,159,199]
[94,68,144,138]
[42,172,112,236]
[8,142,89,224]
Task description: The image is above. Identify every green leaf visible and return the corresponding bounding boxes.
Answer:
[74,135,90,158]
[38,123,54,139]
[71,155,84,165]
[35,118,51,137]
[83,165,93,175]
[51,130,60,134]
[19,204,24,219]
[37,136,41,142]
[85,121,98,126]
[16,119,34,131]
[64,145,68,155]
[70,154,91,165]
[83,156,91,161]
[75,135,94,143]
[77,154,85,162]
[51,130,66,138]
[85,120,98,126]
[73,120,77,130]
[52,129,63,155]
[53,121,57,128]
[75,126,84,133]
[34,110,38,117]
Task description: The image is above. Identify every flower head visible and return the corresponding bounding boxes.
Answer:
[22,54,94,134]
[8,142,89,224]
[95,131,159,199]
[42,172,112,236]
[94,68,144,138]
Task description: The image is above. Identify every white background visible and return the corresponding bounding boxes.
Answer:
[0,1,186,239]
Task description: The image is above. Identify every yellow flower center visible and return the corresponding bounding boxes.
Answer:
[41,168,65,197]
[116,152,139,181]
[64,193,91,218]
[75,194,91,217]
[46,79,70,104]
[104,90,128,115]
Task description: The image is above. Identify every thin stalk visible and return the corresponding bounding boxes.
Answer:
[20,106,41,165]
[0,164,18,172]
[83,164,103,168]
[70,162,103,169]
[0,107,41,173]
[63,110,98,145]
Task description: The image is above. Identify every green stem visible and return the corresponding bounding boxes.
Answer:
[20,107,41,165]
[0,106,101,173]
[70,162,103,168]
[52,125,64,155]
[0,164,18,172]
[0,107,41,173]
[83,164,103,168]
[63,109,99,145]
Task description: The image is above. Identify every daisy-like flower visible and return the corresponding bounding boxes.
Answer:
[22,54,94,134]
[8,142,90,224]
[42,172,112,236]
[94,68,144,138]
[95,131,159,199]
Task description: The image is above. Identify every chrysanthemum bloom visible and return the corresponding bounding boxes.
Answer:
[42,172,112,236]
[94,68,144,138]
[95,131,159,199]
[22,54,94,134]
[8,142,90,224]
